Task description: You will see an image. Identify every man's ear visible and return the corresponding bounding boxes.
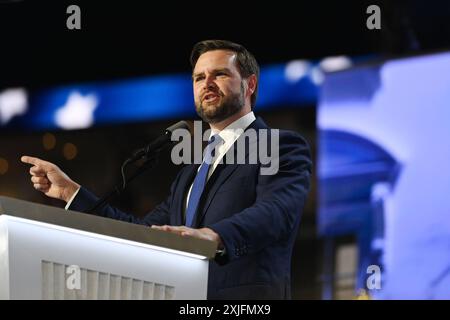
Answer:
[247,74,257,96]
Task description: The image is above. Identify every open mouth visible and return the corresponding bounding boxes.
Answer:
[203,93,220,103]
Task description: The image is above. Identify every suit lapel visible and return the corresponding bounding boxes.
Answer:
[174,164,199,225]
[194,159,240,227]
[194,117,268,227]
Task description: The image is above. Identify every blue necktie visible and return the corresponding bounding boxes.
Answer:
[185,135,222,227]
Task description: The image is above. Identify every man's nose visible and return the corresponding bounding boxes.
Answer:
[205,74,217,89]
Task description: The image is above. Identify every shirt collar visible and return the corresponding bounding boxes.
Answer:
[209,112,256,146]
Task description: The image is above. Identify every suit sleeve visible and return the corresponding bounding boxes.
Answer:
[68,167,185,226]
[207,131,312,264]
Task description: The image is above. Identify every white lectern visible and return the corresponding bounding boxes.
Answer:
[0,196,216,300]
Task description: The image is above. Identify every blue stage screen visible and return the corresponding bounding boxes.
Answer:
[318,51,450,299]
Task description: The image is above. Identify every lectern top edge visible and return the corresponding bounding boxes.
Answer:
[0,196,217,259]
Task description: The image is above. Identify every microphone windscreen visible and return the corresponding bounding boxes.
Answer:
[166,120,189,133]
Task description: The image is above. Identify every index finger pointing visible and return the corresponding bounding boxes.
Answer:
[21,156,48,167]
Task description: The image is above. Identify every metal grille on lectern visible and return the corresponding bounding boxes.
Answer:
[41,261,175,300]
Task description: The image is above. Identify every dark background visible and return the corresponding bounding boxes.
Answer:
[1,0,449,299]
[2,0,450,88]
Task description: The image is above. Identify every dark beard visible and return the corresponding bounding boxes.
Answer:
[196,82,245,124]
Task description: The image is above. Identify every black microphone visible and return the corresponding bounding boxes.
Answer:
[87,120,190,214]
[128,120,190,162]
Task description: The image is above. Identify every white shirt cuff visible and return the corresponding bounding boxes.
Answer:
[64,186,81,210]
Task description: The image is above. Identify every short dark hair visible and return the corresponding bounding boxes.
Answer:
[190,40,260,109]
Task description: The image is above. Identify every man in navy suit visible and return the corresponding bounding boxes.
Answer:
[21,40,312,299]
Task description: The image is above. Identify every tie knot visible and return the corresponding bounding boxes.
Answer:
[208,134,223,148]
[204,134,222,162]
[208,134,220,145]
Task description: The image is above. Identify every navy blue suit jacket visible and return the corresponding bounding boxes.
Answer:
[69,117,312,299]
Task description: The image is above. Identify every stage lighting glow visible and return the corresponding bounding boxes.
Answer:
[310,67,325,85]
[0,88,28,125]
[42,133,56,150]
[319,56,352,72]
[63,143,78,160]
[284,60,310,83]
[55,91,98,130]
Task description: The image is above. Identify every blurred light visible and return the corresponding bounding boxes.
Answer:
[42,133,56,150]
[0,56,371,132]
[55,91,98,130]
[284,60,310,83]
[0,88,28,125]
[371,182,391,201]
[63,143,78,160]
[319,56,352,72]
[0,158,9,175]
[310,67,325,85]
